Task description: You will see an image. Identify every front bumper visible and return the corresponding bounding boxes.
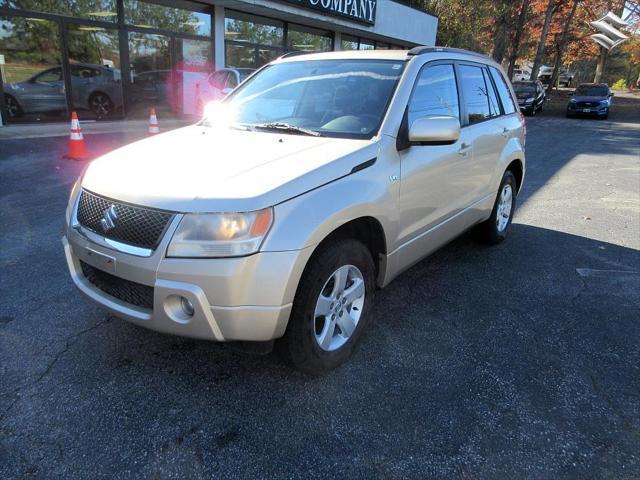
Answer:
[567,105,609,116]
[63,224,312,342]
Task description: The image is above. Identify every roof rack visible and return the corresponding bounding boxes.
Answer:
[407,46,492,61]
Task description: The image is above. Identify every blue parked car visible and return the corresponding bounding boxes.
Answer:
[566,83,614,119]
[3,63,123,119]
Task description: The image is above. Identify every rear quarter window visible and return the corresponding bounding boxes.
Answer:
[489,66,517,115]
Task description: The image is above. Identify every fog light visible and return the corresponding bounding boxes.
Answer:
[180,297,195,316]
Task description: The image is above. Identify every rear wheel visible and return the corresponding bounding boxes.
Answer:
[278,239,375,374]
[474,170,517,245]
[88,92,113,117]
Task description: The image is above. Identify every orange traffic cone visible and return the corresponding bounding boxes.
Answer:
[64,111,88,160]
[148,108,160,135]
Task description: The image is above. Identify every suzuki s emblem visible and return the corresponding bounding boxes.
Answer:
[100,205,118,232]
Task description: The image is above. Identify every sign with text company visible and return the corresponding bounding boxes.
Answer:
[283,0,377,25]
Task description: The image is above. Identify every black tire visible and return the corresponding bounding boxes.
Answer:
[88,92,113,117]
[4,94,23,118]
[278,239,376,374]
[530,105,536,116]
[474,170,517,245]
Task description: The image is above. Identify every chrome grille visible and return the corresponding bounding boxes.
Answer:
[76,190,173,249]
[80,261,154,309]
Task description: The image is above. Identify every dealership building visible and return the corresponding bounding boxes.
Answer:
[0,1,438,125]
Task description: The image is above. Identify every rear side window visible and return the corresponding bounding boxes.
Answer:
[489,66,517,114]
[482,67,501,117]
[459,64,491,124]
[408,64,459,126]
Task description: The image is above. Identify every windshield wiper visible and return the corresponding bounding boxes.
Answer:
[252,122,321,137]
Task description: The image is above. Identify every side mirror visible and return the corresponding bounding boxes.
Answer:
[609,92,614,97]
[409,116,460,145]
[568,91,574,97]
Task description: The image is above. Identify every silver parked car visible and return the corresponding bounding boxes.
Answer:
[63,48,526,373]
[4,63,122,118]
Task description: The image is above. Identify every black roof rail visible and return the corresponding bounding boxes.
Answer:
[407,46,492,62]
[279,51,311,59]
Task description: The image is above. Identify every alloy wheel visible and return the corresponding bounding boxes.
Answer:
[90,94,111,116]
[314,264,365,352]
[5,96,19,118]
[496,184,513,232]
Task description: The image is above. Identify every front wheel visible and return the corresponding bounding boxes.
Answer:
[4,94,23,118]
[278,239,375,374]
[474,170,517,244]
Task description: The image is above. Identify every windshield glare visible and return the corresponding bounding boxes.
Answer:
[575,85,608,97]
[205,59,405,139]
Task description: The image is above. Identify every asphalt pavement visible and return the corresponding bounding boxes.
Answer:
[1,97,639,479]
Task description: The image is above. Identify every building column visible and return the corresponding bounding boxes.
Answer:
[334,31,342,51]
[214,5,225,69]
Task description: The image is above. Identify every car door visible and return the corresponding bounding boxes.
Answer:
[397,62,474,245]
[22,67,66,113]
[456,63,507,201]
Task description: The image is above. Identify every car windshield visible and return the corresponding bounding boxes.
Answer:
[575,85,608,96]
[514,83,536,94]
[203,59,405,139]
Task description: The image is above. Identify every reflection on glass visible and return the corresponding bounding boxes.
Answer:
[224,14,284,46]
[287,25,332,52]
[124,0,211,36]
[127,32,172,116]
[1,1,117,22]
[0,16,66,121]
[66,24,122,118]
[175,38,212,115]
[359,40,375,50]
[341,35,359,51]
[213,60,405,139]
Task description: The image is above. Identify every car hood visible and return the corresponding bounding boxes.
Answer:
[81,125,378,212]
[572,96,607,102]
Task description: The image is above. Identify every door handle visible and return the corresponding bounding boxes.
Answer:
[458,142,471,156]
[500,127,509,138]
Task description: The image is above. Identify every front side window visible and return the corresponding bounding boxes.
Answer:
[207,60,405,139]
[459,65,491,124]
[408,64,459,126]
[489,66,517,114]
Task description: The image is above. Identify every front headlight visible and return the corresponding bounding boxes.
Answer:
[167,208,273,258]
[525,97,535,103]
[569,98,577,103]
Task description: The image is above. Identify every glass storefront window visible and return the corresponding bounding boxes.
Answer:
[66,24,122,119]
[224,12,283,70]
[287,24,332,53]
[1,16,66,122]
[359,39,375,50]
[127,31,172,116]
[341,35,359,51]
[0,1,117,22]
[224,12,284,47]
[124,0,211,36]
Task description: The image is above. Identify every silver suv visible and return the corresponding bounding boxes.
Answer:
[64,48,526,374]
